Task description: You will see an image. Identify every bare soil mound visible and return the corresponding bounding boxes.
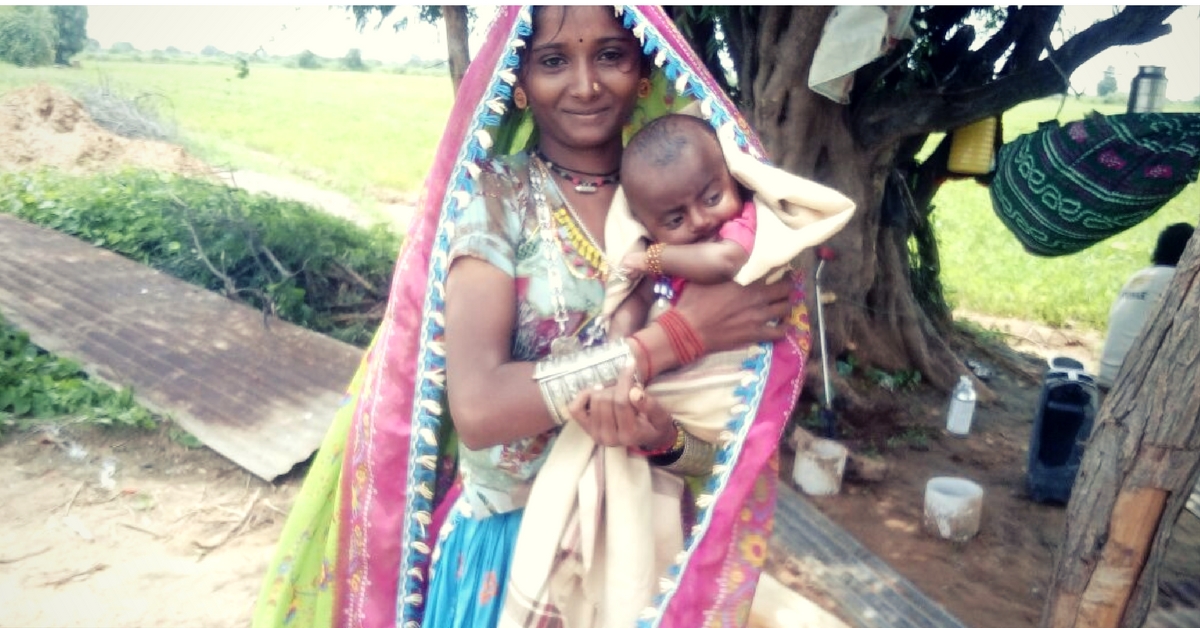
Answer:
[0,84,212,179]
[0,83,412,232]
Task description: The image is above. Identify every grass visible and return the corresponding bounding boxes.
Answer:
[0,60,454,210]
[1,61,1196,334]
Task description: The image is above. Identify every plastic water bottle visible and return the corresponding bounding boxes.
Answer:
[946,375,976,436]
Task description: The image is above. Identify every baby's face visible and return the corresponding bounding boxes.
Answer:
[624,135,741,246]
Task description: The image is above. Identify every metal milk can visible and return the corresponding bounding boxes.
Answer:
[1127,66,1168,114]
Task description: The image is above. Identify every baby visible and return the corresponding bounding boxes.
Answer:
[593,108,855,428]
[608,113,757,339]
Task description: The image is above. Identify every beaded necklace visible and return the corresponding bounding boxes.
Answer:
[532,155,611,281]
[553,207,609,281]
[535,150,620,194]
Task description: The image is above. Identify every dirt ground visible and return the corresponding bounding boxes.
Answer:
[1,84,1196,627]
[770,315,1200,628]
[0,425,297,628]
[3,322,1195,628]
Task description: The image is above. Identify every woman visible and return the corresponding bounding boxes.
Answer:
[255,7,808,628]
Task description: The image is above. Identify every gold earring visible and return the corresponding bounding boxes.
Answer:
[637,77,652,99]
[514,86,528,110]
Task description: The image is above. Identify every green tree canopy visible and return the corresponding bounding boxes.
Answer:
[1097,65,1119,96]
[296,49,320,69]
[48,5,86,65]
[341,48,365,71]
[0,6,56,67]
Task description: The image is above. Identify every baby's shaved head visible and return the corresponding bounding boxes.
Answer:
[622,114,721,175]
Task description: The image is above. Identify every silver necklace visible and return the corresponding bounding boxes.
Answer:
[530,159,582,356]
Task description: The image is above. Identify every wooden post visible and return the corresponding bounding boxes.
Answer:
[1040,232,1200,628]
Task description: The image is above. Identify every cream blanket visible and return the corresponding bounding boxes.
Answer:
[500,112,856,628]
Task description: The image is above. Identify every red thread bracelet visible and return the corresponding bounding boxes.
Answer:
[627,334,653,381]
[635,422,682,457]
[658,309,705,364]
[670,310,705,358]
[660,312,691,364]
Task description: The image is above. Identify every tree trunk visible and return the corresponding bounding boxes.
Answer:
[442,6,470,95]
[746,6,967,396]
[1040,235,1200,628]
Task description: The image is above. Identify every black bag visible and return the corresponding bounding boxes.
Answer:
[1026,357,1099,504]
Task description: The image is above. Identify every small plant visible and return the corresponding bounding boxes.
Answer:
[168,424,204,448]
[835,353,858,377]
[885,425,937,451]
[795,402,823,431]
[866,366,923,391]
[859,443,882,458]
[953,319,1007,348]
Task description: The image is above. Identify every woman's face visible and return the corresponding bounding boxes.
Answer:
[522,6,642,159]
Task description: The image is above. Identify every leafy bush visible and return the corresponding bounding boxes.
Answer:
[0,6,56,67]
[1,169,402,347]
[1,314,157,435]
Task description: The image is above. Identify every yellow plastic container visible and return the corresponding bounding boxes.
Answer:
[948,117,998,175]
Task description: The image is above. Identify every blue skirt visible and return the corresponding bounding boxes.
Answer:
[422,506,525,628]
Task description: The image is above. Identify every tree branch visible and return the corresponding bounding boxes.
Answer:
[999,7,1062,76]
[854,5,1178,148]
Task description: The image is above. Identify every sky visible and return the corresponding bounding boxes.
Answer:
[85,5,498,64]
[82,5,1200,101]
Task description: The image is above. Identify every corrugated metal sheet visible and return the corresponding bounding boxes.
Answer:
[0,214,363,481]
[772,482,970,628]
[1148,579,1200,628]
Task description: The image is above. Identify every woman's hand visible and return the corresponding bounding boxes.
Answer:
[673,273,795,353]
[569,364,674,449]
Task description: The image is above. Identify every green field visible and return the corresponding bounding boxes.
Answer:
[0,60,455,199]
[1,60,1197,333]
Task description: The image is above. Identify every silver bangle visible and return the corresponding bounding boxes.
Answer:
[533,341,634,425]
[658,430,717,477]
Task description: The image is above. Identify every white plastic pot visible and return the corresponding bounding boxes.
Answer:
[923,477,984,542]
[792,438,848,496]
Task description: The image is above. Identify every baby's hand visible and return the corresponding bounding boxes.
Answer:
[621,252,648,280]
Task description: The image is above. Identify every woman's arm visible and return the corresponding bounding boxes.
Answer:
[635,274,794,379]
[607,280,654,341]
[570,274,796,449]
[444,257,561,450]
[573,369,716,477]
